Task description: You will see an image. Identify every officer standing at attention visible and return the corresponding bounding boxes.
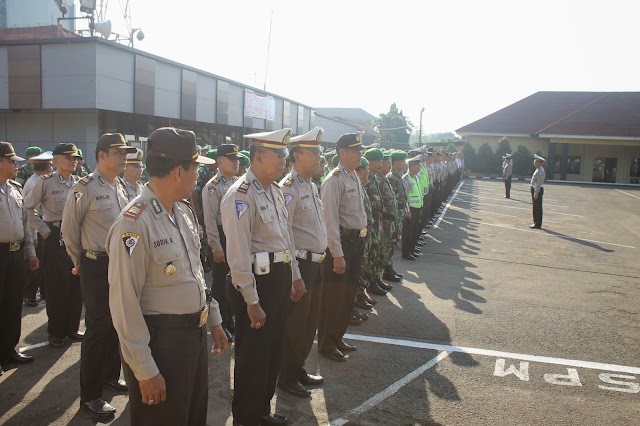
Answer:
[502,153,513,198]
[222,128,301,426]
[24,143,83,349]
[122,148,145,201]
[202,143,242,341]
[530,154,546,229]
[277,127,328,398]
[16,146,43,185]
[402,155,423,260]
[62,133,136,416]
[318,133,367,362]
[0,142,38,376]
[106,127,228,426]
[385,150,408,280]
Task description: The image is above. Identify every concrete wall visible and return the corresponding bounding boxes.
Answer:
[466,135,549,156]
[315,114,359,144]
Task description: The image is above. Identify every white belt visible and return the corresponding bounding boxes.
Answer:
[296,250,326,263]
[251,250,291,264]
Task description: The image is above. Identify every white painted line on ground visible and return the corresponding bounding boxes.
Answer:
[344,333,640,375]
[447,209,562,224]
[330,351,451,426]
[441,217,635,249]
[456,193,568,208]
[434,180,465,228]
[616,189,640,200]
[455,200,584,217]
[18,342,49,352]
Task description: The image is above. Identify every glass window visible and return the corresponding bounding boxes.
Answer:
[592,157,617,183]
[554,155,582,175]
[630,157,640,184]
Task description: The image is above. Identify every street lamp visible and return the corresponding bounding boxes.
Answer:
[130,28,145,47]
[418,107,425,147]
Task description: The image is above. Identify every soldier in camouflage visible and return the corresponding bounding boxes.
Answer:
[385,150,409,281]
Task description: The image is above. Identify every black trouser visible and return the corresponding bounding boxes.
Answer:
[0,247,26,359]
[23,233,46,300]
[122,313,208,426]
[228,262,292,426]
[421,193,432,227]
[402,207,421,256]
[531,187,544,227]
[212,225,234,330]
[318,229,364,355]
[504,177,512,198]
[279,257,323,386]
[80,255,121,401]
[45,227,82,339]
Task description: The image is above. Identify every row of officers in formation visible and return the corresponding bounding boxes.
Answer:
[0,126,462,426]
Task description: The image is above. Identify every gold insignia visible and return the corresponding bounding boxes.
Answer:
[355,134,361,143]
[316,131,323,143]
[212,177,220,184]
[79,176,94,186]
[165,263,176,276]
[283,130,291,145]
[123,201,146,220]
[283,177,293,187]
[238,181,250,194]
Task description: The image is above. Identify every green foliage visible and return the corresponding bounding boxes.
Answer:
[462,143,477,172]
[476,143,498,173]
[373,103,413,151]
[446,143,458,153]
[496,137,512,159]
[513,145,532,176]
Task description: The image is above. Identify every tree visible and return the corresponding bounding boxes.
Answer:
[446,142,458,153]
[496,137,512,159]
[462,143,477,172]
[373,103,413,151]
[476,143,499,174]
[513,145,532,177]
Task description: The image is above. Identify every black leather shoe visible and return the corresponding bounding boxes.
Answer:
[104,379,128,392]
[337,341,357,352]
[278,380,310,398]
[367,283,387,296]
[67,331,85,341]
[354,295,373,310]
[261,413,288,425]
[377,280,393,291]
[299,373,324,385]
[402,254,416,261]
[392,270,403,278]
[348,315,363,325]
[382,272,401,282]
[0,365,3,376]
[81,398,116,416]
[320,349,348,362]
[412,251,422,257]
[530,224,541,229]
[4,351,34,364]
[354,310,369,321]
[24,298,38,307]
[413,246,422,252]
[362,292,377,306]
[49,335,65,348]
[416,240,425,246]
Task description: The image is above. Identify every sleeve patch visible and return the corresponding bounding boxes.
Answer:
[283,177,294,187]
[121,232,141,258]
[73,189,83,203]
[283,193,294,205]
[235,200,249,218]
[207,186,216,195]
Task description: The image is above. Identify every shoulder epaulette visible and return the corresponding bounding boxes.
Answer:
[8,179,22,188]
[79,176,93,186]
[238,181,250,194]
[282,177,294,187]
[42,173,53,180]
[179,198,197,220]
[123,200,147,221]
[212,177,220,184]
[332,169,341,176]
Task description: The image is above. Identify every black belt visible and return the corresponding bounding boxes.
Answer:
[0,240,24,253]
[144,312,202,330]
[45,220,62,228]
[84,250,108,260]
[339,227,367,239]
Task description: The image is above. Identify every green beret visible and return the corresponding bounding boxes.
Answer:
[358,157,369,169]
[390,150,408,162]
[238,153,250,167]
[332,155,339,167]
[382,151,391,160]
[205,149,217,159]
[363,148,383,161]
[77,148,84,158]
[240,150,250,157]
[26,146,43,157]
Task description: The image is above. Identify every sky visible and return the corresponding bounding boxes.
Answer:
[87,0,640,134]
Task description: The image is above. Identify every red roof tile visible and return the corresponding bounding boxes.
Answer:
[0,25,79,41]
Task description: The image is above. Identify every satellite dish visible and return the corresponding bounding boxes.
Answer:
[136,30,145,41]
[93,20,112,38]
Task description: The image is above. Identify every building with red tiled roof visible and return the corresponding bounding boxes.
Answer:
[0,25,79,40]
[456,92,640,184]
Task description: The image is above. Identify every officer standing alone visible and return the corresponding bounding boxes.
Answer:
[222,128,301,426]
[530,154,546,229]
[502,153,513,199]
[62,133,136,416]
[0,142,38,376]
[107,127,228,425]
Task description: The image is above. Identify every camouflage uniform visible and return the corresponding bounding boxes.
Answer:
[357,187,373,289]
[359,174,383,288]
[386,169,408,251]
[16,162,34,185]
[377,173,398,270]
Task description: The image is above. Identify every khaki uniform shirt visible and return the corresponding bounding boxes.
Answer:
[0,180,35,257]
[279,167,328,281]
[320,164,367,258]
[106,186,222,381]
[203,171,237,253]
[121,177,144,202]
[62,169,129,269]
[221,169,297,304]
[24,172,78,238]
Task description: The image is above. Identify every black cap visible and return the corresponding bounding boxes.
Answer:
[96,133,137,154]
[147,127,215,164]
[53,143,81,157]
[0,141,25,161]
[216,144,242,160]
[336,133,365,151]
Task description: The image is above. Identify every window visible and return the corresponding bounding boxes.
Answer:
[554,155,582,175]
[630,157,640,184]
[592,157,617,183]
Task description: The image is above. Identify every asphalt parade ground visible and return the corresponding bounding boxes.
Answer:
[1,179,639,425]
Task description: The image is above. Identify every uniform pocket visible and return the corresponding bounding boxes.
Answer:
[259,209,274,224]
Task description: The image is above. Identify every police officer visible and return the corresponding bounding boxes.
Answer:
[530,154,546,229]
[16,146,43,185]
[402,155,423,260]
[278,127,328,398]
[503,153,513,198]
[222,128,300,426]
[22,151,53,307]
[0,142,38,376]
[202,143,242,341]
[62,133,136,416]
[106,127,228,425]
[122,148,145,201]
[318,133,367,362]
[24,143,83,349]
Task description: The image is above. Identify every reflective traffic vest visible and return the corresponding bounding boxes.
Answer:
[419,164,430,195]
[404,174,423,208]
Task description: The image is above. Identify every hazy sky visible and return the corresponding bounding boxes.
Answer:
[91,0,639,133]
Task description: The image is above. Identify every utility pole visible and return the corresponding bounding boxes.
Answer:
[418,107,425,147]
